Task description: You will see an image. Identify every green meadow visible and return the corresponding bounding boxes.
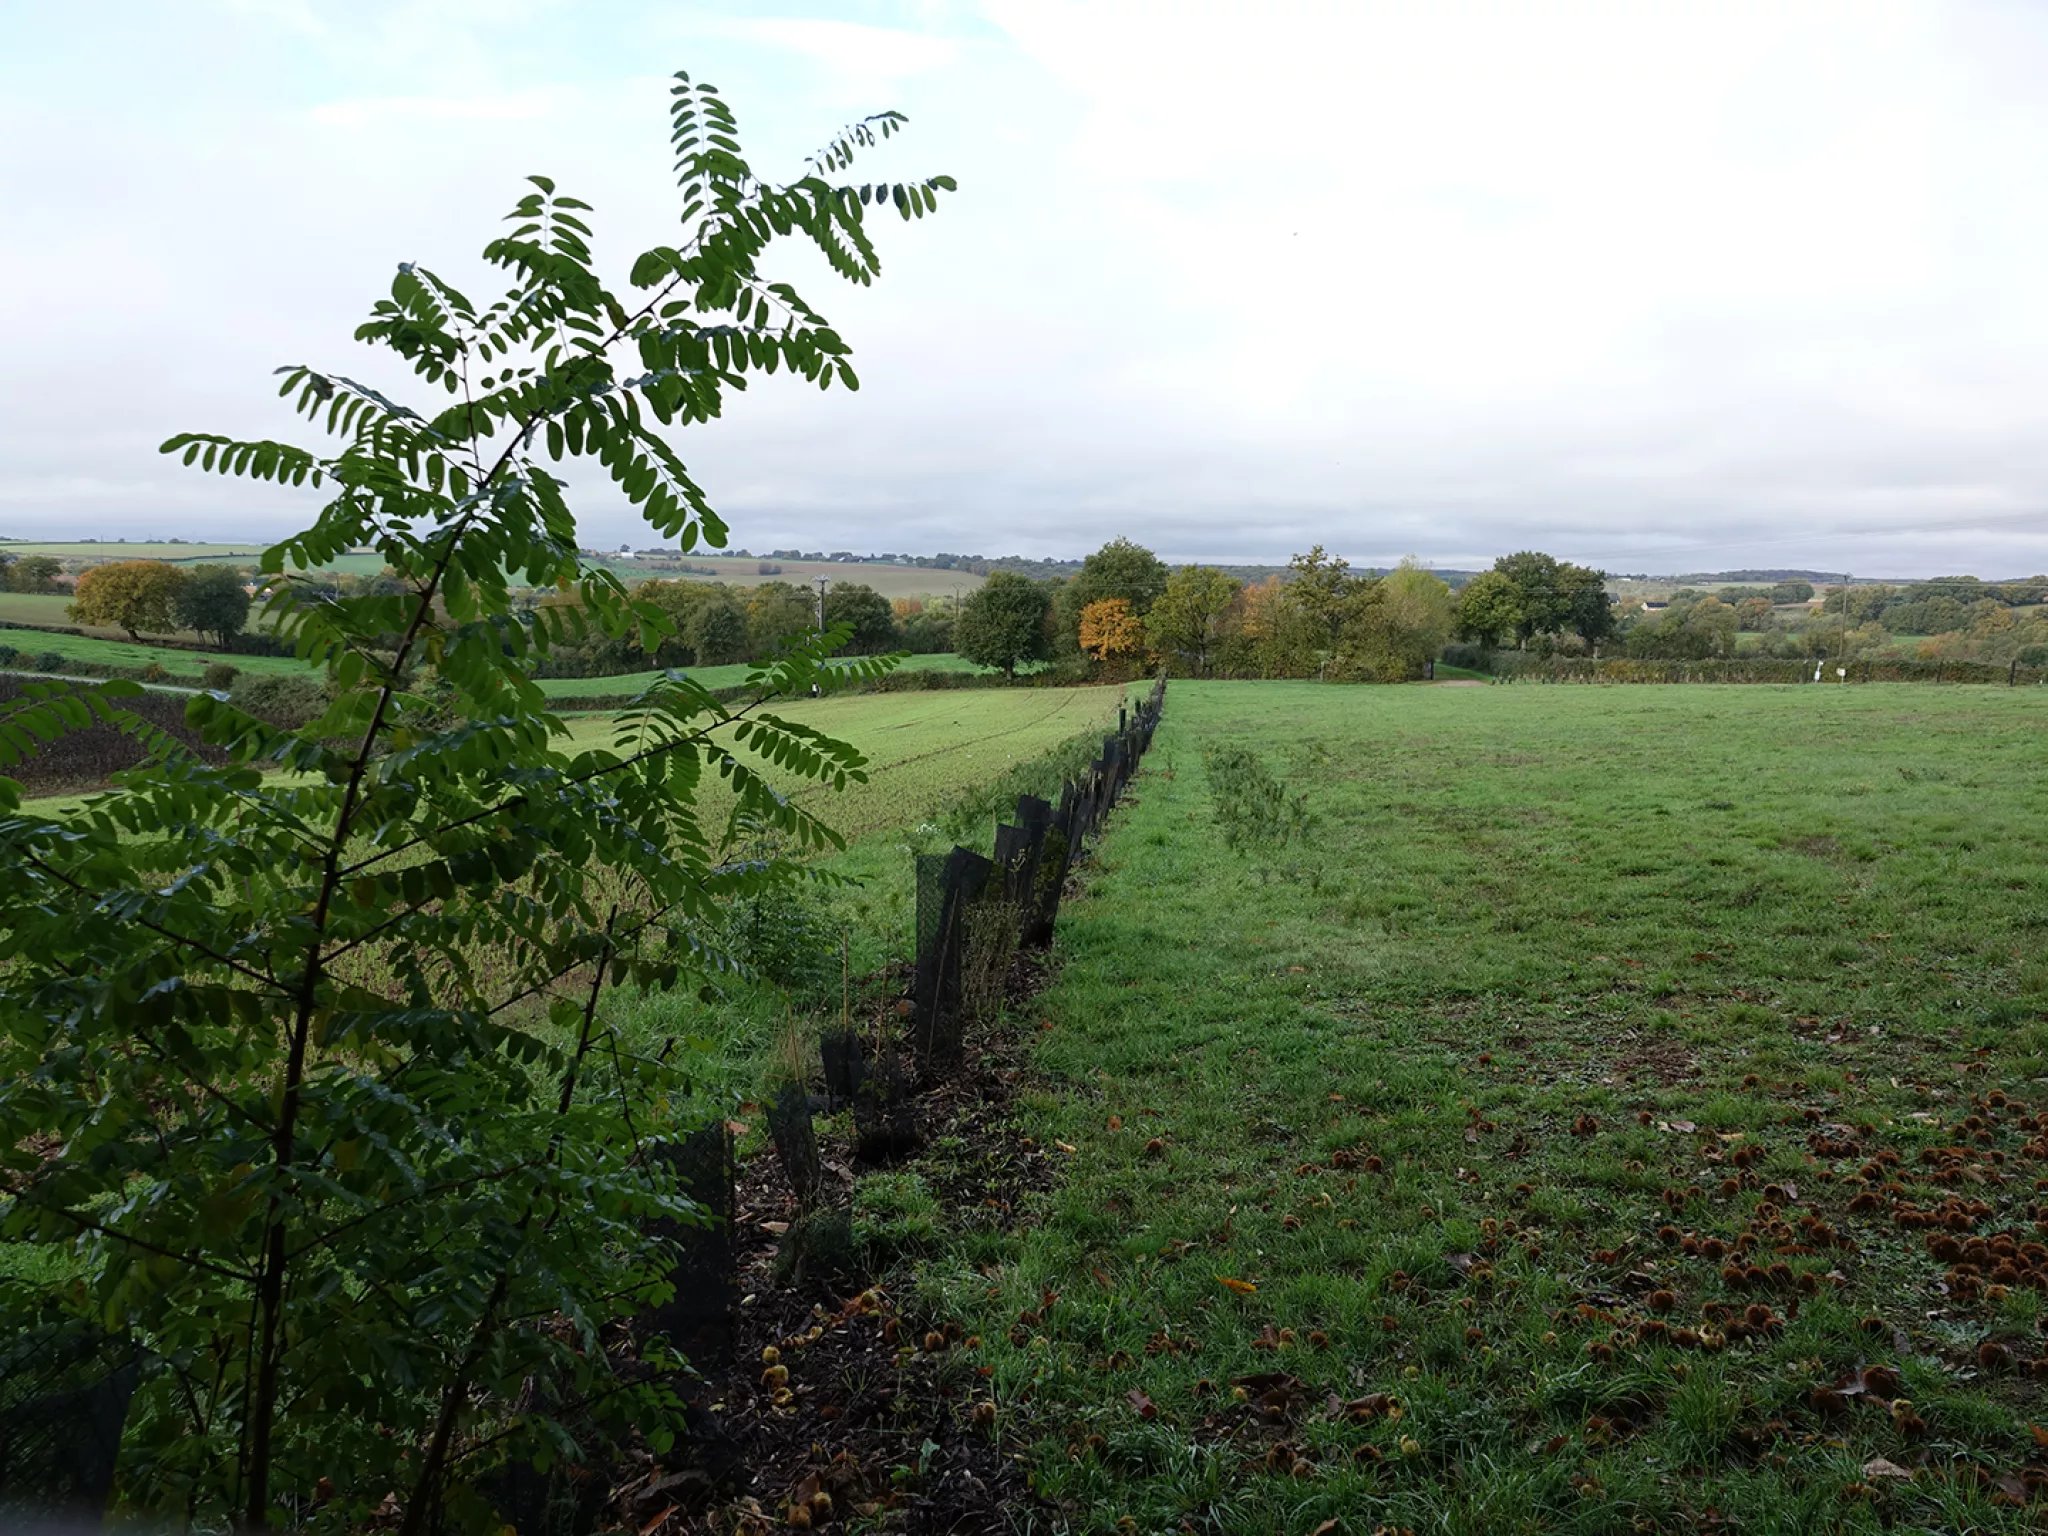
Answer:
[891,682,2048,1533]
[0,622,309,679]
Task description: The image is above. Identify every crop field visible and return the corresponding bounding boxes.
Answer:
[904,682,2048,1532]
[537,651,1022,699]
[579,554,985,601]
[0,541,267,562]
[0,592,86,627]
[557,683,1131,843]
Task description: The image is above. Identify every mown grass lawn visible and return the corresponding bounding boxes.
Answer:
[914,681,2048,1533]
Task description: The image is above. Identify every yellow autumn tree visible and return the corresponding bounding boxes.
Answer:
[68,559,187,642]
[1077,596,1145,662]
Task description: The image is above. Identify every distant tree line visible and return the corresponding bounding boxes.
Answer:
[531,578,957,677]
[18,549,2044,684]
[1611,576,2048,667]
[940,539,1605,681]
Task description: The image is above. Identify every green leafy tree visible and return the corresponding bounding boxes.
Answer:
[1769,580,1815,604]
[685,592,749,664]
[1056,536,1169,647]
[1555,562,1615,645]
[0,72,947,1533]
[171,564,254,647]
[1344,557,1454,676]
[0,553,60,593]
[67,558,187,640]
[634,578,720,666]
[1073,537,1168,612]
[900,607,953,654]
[1147,564,1241,674]
[954,569,1050,676]
[745,580,819,659]
[822,581,899,654]
[1285,545,1356,646]
[1455,569,1521,648]
[1491,551,1567,645]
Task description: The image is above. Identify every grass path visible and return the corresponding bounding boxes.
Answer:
[914,682,2048,1533]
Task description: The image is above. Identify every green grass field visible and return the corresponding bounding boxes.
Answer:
[0,625,311,680]
[898,682,2048,1532]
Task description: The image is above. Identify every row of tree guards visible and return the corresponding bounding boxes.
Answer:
[0,679,1169,1531]
[656,676,1169,1346]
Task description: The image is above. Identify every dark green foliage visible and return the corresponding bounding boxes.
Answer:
[723,877,835,1001]
[5,554,63,594]
[954,570,1050,677]
[1203,745,1313,851]
[1490,550,1614,645]
[685,594,749,665]
[0,70,947,1533]
[1438,641,1495,672]
[899,607,954,653]
[171,565,253,647]
[201,660,240,690]
[822,581,899,653]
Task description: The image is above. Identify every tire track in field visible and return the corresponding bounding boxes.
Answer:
[778,690,1117,809]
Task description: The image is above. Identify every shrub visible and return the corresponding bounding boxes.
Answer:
[723,877,836,1002]
[0,644,18,668]
[34,651,65,672]
[201,660,240,690]
[226,671,331,728]
[138,662,169,683]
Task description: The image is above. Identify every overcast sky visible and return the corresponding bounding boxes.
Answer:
[5,1,2048,576]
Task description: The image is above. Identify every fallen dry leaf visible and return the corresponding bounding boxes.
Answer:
[1216,1275,1258,1295]
[1862,1457,1912,1482]
[1127,1388,1157,1420]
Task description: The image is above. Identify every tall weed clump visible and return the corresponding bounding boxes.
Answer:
[1204,745,1314,852]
